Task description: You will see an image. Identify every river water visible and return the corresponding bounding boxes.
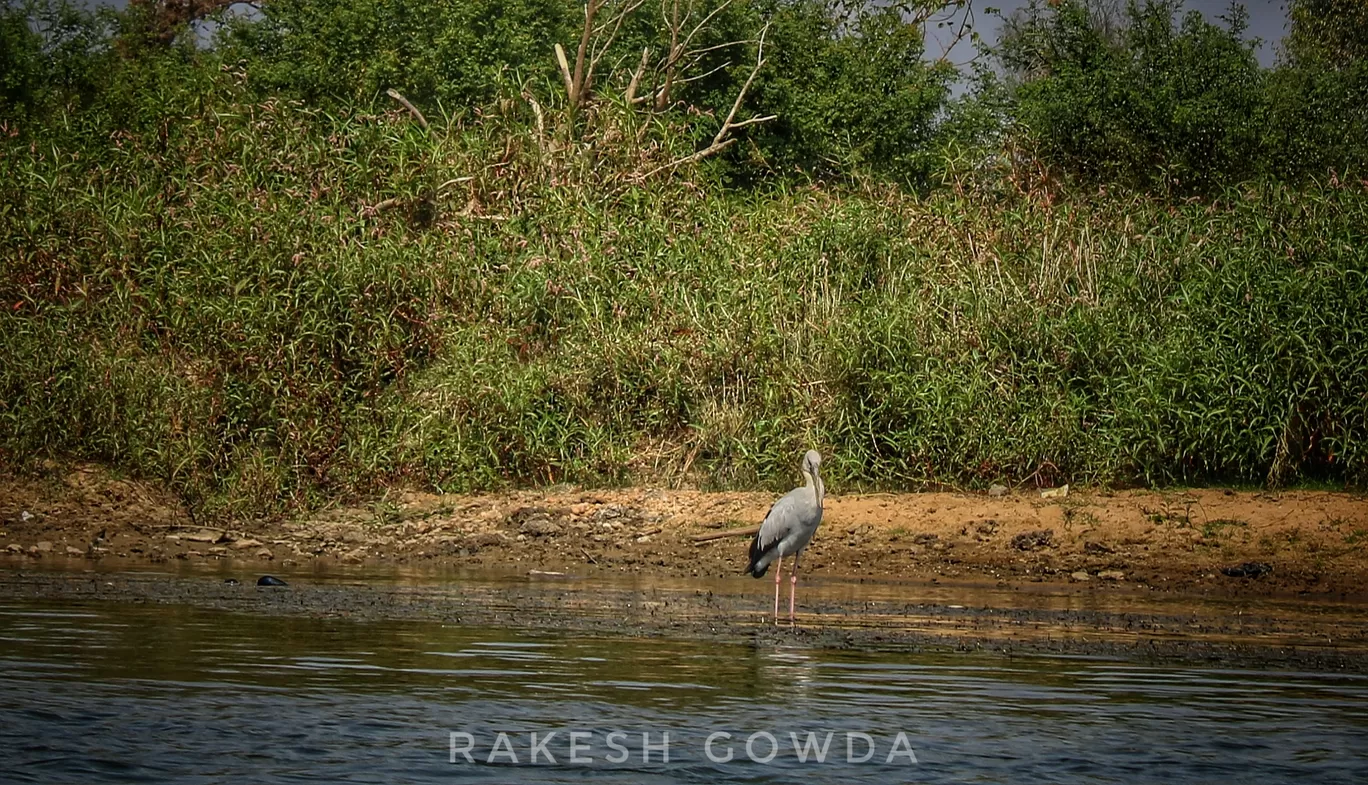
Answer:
[3,586,1367,783]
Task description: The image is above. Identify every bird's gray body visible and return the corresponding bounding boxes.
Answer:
[746,450,825,578]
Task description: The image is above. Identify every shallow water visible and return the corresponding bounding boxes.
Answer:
[3,591,1368,784]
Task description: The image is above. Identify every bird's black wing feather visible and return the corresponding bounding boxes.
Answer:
[744,501,785,578]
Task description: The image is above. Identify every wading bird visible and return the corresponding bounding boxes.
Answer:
[745,450,825,626]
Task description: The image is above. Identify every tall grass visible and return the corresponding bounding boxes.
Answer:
[2,71,1366,517]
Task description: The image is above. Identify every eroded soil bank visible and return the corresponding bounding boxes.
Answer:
[3,466,1366,597]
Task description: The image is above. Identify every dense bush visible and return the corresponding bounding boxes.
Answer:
[995,0,1368,190]
[1263,60,1368,181]
[0,0,1366,518]
[218,0,574,109]
[728,1,955,186]
[1266,0,1368,180]
[1284,0,1368,69]
[997,0,1267,192]
[0,0,114,118]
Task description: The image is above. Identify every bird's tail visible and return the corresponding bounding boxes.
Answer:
[745,531,772,578]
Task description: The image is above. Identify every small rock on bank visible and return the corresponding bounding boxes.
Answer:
[1222,562,1272,578]
[1011,529,1054,551]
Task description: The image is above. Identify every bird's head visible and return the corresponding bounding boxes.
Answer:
[802,449,822,476]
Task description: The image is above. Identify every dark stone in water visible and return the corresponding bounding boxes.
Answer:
[1222,562,1272,578]
[257,575,288,587]
[224,578,240,586]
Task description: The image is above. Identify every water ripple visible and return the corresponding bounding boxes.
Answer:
[0,598,1365,784]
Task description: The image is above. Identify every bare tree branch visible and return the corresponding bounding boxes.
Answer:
[589,0,646,88]
[934,0,978,66]
[677,0,734,57]
[656,0,737,110]
[711,22,768,147]
[640,137,739,178]
[724,113,777,131]
[569,0,605,110]
[674,59,733,85]
[640,22,773,179]
[656,0,683,110]
[625,46,651,105]
[559,0,645,110]
[679,37,750,63]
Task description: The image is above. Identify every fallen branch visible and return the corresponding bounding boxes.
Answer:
[136,522,271,542]
[437,176,474,192]
[692,524,760,544]
[362,179,470,218]
[139,523,231,533]
[361,196,403,217]
[523,91,547,152]
[385,89,429,131]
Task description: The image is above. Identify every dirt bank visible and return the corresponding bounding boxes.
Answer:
[3,465,1367,599]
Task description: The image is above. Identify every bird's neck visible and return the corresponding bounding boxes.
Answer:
[804,470,825,509]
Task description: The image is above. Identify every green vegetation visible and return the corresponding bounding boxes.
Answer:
[995,0,1368,190]
[1200,518,1247,539]
[1,0,1365,518]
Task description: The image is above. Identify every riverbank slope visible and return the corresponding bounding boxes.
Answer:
[3,466,1365,599]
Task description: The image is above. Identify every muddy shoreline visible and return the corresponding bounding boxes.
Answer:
[3,466,1368,669]
[4,562,1368,672]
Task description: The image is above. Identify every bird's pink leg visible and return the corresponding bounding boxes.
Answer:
[789,560,799,628]
[772,555,783,625]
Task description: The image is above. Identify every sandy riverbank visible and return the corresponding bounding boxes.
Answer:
[3,466,1366,598]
